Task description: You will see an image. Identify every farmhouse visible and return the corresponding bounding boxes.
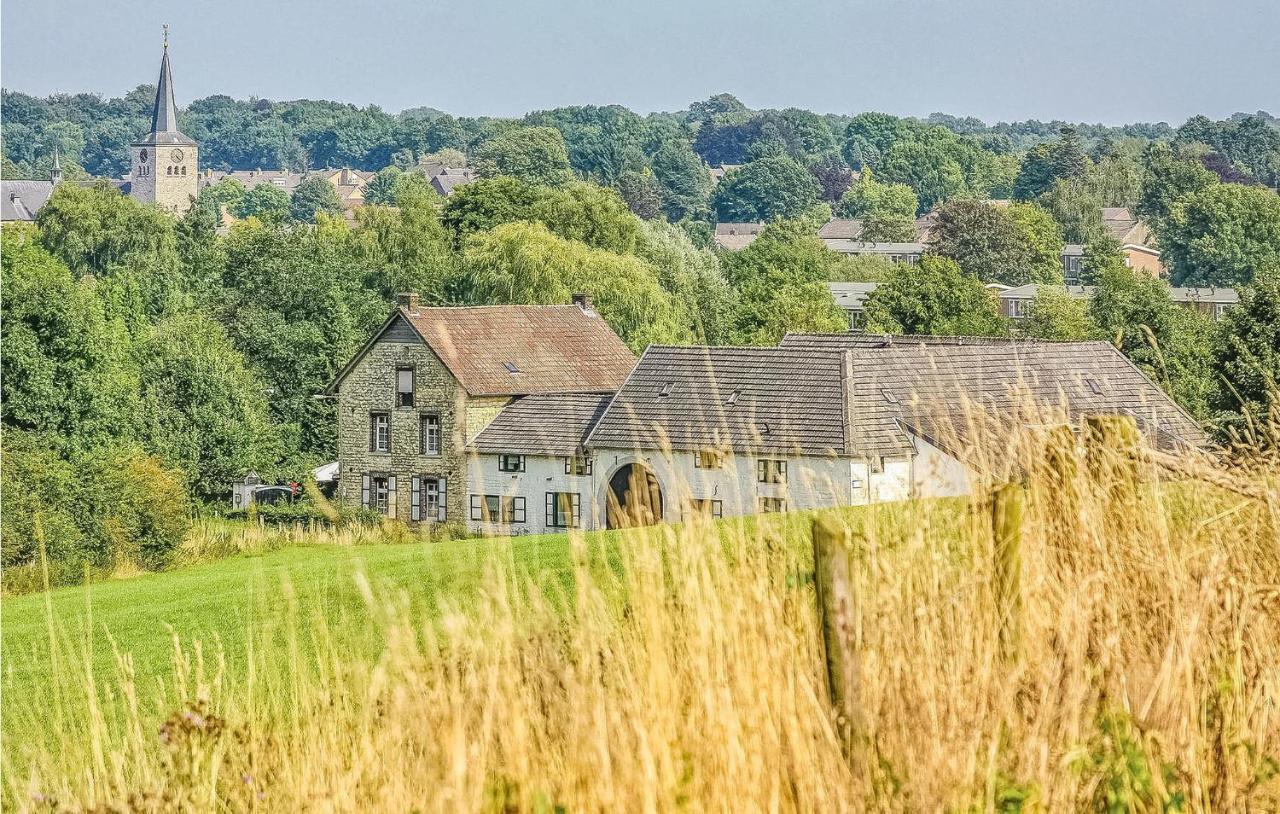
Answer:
[324,294,636,524]
[328,302,1205,534]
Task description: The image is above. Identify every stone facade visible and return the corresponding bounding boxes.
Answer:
[130,143,198,214]
[336,335,475,523]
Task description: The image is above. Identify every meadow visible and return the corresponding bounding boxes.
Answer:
[2,433,1279,812]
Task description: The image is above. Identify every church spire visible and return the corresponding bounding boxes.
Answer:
[149,27,180,135]
[50,147,62,185]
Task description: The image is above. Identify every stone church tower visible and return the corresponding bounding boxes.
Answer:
[130,32,198,214]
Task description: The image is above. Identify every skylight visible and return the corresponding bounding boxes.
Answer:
[1086,377,1103,395]
[881,388,898,404]
[726,389,742,406]
[503,361,521,374]
[658,382,674,398]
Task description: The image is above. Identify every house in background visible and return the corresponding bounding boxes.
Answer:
[325,294,635,526]
[713,221,766,250]
[827,281,880,328]
[997,284,1239,322]
[823,240,924,264]
[422,164,477,196]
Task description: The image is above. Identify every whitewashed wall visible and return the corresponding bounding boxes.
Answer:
[466,453,598,535]
[909,435,972,498]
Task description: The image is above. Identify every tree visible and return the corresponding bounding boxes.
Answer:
[1135,142,1218,227]
[634,219,738,345]
[840,112,918,169]
[863,255,1007,336]
[1160,183,1280,287]
[835,168,919,241]
[719,219,850,344]
[195,176,245,221]
[928,200,1049,285]
[460,221,686,350]
[615,168,663,220]
[362,167,403,206]
[441,176,543,240]
[1013,143,1056,200]
[289,175,343,223]
[472,126,573,187]
[1051,127,1088,181]
[1007,202,1066,284]
[135,312,280,498]
[1089,263,1214,417]
[1208,264,1280,448]
[234,182,291,224]
[1022,287,1095,340]
[809,153,854,203]
[710,156,821,222]
[876,141,966,212]
[650,139,712,221]
[34,182,183,318]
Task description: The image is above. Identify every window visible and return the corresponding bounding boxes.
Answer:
[695,448,724,469]
[726,389,742,406]
[1086,377,1104,396]
[870,456,884,474]
[470,494,526,523]
[412,475,445,521]
[498,454,525,472]
[396,367,415,407]
[1063,255,1083,285]
[369,476,390,514]
[1009,299,1028,319]
[369,412,390,453]
[758,497,787,514]
[757,459,787,484]
[546,492,581,528]
[564,455,592,475]
[658,382,674,398]
[420,414,441,455]
[503,361,521,374]
[687,498,723,519]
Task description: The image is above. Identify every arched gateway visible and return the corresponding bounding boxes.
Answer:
[605,462,664,529]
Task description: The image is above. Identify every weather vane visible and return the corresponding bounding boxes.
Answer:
[163,24,170,49]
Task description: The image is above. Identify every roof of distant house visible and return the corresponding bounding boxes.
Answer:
[1,180,55,221]
[327,303,636,397]
[471,393,614,456]
[823,240,925,255]
[817,218,864,239]
[429,168,476,196]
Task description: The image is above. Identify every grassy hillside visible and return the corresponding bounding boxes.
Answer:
[3,460,1278,811]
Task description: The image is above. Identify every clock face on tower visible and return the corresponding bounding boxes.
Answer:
[170,148,185,162]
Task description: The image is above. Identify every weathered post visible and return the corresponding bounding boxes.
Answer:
[991,482,1024,662]
[811,514,861,751]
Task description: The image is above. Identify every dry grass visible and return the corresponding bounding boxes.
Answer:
[4,423,1279,813]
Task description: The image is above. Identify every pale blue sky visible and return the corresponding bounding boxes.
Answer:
[3,0,1278,124]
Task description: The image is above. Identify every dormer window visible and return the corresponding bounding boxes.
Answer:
[396,367,415,407]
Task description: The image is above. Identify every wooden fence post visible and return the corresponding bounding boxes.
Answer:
[1085,415,1142,536]
[812,514,861,750]
[991,482,1024,662]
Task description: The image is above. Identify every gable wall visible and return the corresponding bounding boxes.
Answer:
[336,331,468,523]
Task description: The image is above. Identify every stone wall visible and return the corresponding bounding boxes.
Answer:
[336,335,468,523]
[129,144,198,214]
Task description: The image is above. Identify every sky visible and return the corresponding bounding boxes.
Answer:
[3,0,1278,125]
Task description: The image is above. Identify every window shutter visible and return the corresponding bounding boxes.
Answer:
[411,476,421,521]
[361,474,370,508]
[387,476,397,519]
[437,477,447,521]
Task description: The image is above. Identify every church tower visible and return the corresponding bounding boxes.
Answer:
[130,28,198,214]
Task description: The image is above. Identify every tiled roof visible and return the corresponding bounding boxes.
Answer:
[471,393,613,456]
[818,218,864,239]
[823,240,925,255]
[1170,287,1239,304]
[400,304,636,396]
[430,170,476,196]
[997,284,1095,300]
[587,345,852,456]
[1,180,54,221]
[780,334,1205,453]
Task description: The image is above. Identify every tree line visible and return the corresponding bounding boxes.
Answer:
[2,90,1278,587]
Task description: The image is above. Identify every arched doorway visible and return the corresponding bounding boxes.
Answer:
[606,463,664,529]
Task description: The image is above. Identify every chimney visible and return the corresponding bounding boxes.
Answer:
[397,292,420,311]
[571,292,594,311]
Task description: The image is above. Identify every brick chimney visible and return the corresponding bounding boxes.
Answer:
[571,292,594,311]
[397,292,420,311]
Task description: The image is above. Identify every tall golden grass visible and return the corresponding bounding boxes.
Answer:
[4,420,1279,812]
